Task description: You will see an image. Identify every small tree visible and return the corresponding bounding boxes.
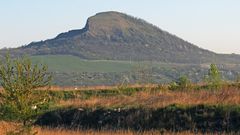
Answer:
[177,76,192,90]
[205,64,222,89]
[0,54,52,134]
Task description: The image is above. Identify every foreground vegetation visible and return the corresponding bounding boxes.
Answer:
[2,83,240,134]
[1,54,240,134]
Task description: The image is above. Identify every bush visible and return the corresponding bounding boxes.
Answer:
[0,54,52,134]
[169,76,192,91]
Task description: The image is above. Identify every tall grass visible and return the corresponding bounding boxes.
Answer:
[58,86,240,109]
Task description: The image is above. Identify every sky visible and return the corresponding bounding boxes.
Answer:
[0,0,240,54]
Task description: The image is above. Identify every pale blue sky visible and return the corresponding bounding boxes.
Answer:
[0,0,240,54]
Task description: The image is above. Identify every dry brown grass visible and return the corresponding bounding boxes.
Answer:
[0,121,222,135]
[46,84,157,91]
[58,86,240,109]
[37,128,161,135]
[0,84,158,91]
[0,121,21,135]
[37,128,200,135]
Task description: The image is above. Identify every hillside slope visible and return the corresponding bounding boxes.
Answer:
[28,55,240,86]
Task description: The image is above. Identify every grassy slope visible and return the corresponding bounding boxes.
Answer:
[30,55,174,73]
[31,55,135,73]
[30,55,240,86]
[29,55,206,86]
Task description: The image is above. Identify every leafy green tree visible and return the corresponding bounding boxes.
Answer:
[0,54,52,134]
[205,64,222,89]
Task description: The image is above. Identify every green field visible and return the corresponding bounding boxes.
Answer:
[31,55,136,73]
[30,55,172,73]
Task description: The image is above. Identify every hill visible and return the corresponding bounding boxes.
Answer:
[1,11,240,86]
[2,11,240,64]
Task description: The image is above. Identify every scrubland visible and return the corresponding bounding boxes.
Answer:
[1,83,240,134]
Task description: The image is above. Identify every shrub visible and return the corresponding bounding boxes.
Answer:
[169,76,192,91]
[177,76,192,90]
[169,82,178,91]
[0,54,52,134]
